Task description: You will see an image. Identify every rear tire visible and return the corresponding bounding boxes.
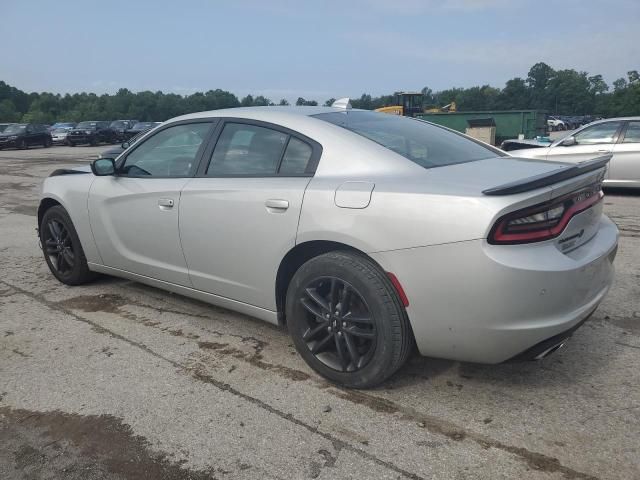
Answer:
[286,251,412,388]
[40,205,97,285]
[18,139,27,150]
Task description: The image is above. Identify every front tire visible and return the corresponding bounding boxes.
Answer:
[286,251,412,388]
[40,205,96,285]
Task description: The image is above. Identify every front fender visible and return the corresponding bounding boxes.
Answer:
[40,173,102,264]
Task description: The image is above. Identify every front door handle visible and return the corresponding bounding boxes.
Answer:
[265,199,289,211]
[158,198,174,210]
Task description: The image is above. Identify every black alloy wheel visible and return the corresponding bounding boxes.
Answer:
[43,217,75,277]
[286,251,413,388]
[300,277,376,373]
[40,205,96,285]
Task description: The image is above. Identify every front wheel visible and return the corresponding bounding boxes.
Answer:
[286,251,413,388]
[40,205,96,285]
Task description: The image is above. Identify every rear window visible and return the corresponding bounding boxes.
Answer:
[314,110,501,169]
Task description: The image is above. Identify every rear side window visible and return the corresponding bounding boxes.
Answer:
[622,122,640,143]
[208,123,288,176]
[279,137,313,175]
[314,110,500,169]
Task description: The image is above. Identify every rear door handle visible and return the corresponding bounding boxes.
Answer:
[158,198,174,210]
[265,199,289,211]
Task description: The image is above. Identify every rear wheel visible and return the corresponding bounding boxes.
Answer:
[40,206,96,285]
[286,251,412,388]
[17,139,27,150]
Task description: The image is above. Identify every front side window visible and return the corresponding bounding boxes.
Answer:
[207,123,288,176]
[314,111,500,169]
[574,122,622,145]
[121,123,210,177]
[622,122,640,143]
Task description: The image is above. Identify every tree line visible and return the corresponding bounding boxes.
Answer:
[1,62,639,124]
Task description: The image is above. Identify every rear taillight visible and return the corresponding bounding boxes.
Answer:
[488,184,603,244]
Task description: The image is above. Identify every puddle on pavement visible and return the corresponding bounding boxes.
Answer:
[0,406,225,479]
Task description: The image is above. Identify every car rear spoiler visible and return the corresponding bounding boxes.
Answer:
[482,155,611,196]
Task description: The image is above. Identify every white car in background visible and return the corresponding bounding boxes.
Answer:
[51,127,73,145]
[516,117,640,188]
[547,116,567,131]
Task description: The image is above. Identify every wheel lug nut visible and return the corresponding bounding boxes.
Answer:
[327,327,332,332]
[325,314,330,319]
[337,331,342,336]
[342,322,346,327]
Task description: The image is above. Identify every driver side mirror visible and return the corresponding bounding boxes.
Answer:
[560,136,577,147]
[91,158,116,176]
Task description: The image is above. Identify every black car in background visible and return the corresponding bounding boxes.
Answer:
[0,123,52,149]
[109,119,139,141]
[123,121,161,140]
[0,123,12,133]
[67,121,116,146]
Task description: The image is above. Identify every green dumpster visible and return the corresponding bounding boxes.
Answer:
[416,110,547,145]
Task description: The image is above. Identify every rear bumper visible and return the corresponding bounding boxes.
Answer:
[370,215,618,364]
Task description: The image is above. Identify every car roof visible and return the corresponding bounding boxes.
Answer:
[170,106,361,123]
[588,116,640,124]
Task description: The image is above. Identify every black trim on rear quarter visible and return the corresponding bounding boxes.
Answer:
[482,155,611,196]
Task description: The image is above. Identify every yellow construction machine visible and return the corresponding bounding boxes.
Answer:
[375,92,456,117]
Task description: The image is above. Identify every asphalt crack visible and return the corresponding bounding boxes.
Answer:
[2,279,600,480]
[1,280,425,480]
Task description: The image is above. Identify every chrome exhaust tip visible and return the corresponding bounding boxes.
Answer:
[533,341,567,360]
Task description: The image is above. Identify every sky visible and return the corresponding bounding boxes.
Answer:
[1,0,639,103]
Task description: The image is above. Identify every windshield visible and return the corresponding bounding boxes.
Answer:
[3,124,27,134]
[52,128,69,134]
[52,123,74,129]
[314,111,501,169]
[77,121,98,129]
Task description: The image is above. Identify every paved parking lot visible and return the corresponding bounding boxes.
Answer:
[1,146,639,479]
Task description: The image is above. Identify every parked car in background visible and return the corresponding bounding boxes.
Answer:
[67,121,116,146]
[49,122,76,132]
[38,104,618,387]
[123,121,161,140]
[547,116,567,131]
[0,123,52,149]
[51,127,73,145]
[514,117,640,188]
[110,120,139,141]
[0,123,12,133]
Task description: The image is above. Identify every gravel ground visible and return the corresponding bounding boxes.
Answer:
[0,145,638,480]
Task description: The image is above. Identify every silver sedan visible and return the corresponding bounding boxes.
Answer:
[515,117,640,188]
[38,101,618,387]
